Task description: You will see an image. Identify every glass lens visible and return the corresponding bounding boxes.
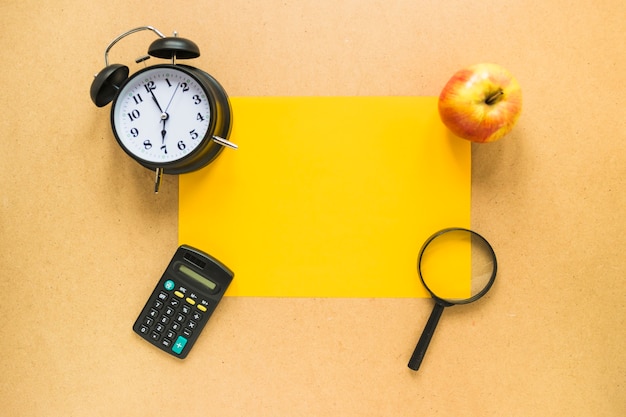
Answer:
[418,228,496,304]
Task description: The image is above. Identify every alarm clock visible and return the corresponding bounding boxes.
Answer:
[90,26,236,193]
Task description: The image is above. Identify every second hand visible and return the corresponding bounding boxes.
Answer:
[165,82,181,114]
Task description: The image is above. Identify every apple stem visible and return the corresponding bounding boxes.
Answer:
[485,89,504,105]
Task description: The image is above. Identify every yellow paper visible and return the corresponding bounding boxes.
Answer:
[179,97,470,297]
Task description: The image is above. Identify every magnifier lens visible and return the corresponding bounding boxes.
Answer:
[419,229,496,304]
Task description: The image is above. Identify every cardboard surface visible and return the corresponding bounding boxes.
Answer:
[1,1,624,416]
[179,97,470,297]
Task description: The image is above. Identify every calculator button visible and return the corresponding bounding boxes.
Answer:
[153,300,164,309]
[143,317,154,326]
[172,336,188,355]
[183,328,193,338]
[162,338,172,348]
[185,297,196,306]
[171,322,181,332]
[192,311,202,321]
[169,298,180,308]
[139,325,149,334]
[174,291,184,299]
[181,305,191,315]
[164,280,175,291]
[197,304,208,312]
[151,332,161,341]
[155,323,165,333]
[157,291,168,301]
[164,306,175,316]
[148,308,159,318]
[176,313,186,323]
[187,320,197,330]
[159,315,170,325]
[166,330,176,339]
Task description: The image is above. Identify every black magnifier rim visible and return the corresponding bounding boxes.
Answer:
[417,227,497,305]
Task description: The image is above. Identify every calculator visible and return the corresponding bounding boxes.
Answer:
[132,245,234,359]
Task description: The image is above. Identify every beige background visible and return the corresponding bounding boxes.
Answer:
[1,1,624,416]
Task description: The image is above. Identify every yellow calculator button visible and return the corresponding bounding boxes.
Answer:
[197,304,207,312]
[174,291,184,298]
[186,297,196,305]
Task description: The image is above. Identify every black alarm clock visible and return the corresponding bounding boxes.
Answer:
[90,26,236,193]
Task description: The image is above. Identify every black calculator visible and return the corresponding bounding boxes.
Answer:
[133,245,234,359]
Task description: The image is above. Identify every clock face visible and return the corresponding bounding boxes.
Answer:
[111,65,212,165]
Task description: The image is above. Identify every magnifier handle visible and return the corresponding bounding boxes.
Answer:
[408,303,445,371]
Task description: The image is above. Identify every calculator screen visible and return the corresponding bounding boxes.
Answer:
[178,264,217,290]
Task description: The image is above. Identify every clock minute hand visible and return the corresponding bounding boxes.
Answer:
[148,89,164,114]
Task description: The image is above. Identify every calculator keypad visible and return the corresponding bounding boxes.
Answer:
[134,282,213,358]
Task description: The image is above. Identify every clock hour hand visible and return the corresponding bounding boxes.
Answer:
[149,89,168,142]
[146,89,169,142]
[154,83,181,144]
[161,117,167,144]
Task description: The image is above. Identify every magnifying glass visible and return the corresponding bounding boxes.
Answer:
[408,227,497,371]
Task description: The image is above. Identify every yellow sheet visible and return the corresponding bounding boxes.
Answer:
[179,97,470,297]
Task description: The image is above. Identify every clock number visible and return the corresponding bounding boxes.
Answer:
[144,81,156,93]
[161,145,168,154]
[193,95,202,105]
[127,109,140,122]
[189,129,199,140]
[132,94,143,105]
[165,80,189,92]
[130,128,139,138]
[196,113,205,122]
[143,140,152,150]
[178,141,186,151]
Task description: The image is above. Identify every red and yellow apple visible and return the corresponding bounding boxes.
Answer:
[438,63,522,143]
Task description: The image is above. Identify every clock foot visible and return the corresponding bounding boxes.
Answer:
[154,168,163,194]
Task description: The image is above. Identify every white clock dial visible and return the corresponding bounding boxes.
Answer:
[112,66,211,164]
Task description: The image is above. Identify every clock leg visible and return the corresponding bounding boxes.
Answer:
[154,168,163,194]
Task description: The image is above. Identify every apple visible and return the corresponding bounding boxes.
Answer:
[438,63,522,143]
